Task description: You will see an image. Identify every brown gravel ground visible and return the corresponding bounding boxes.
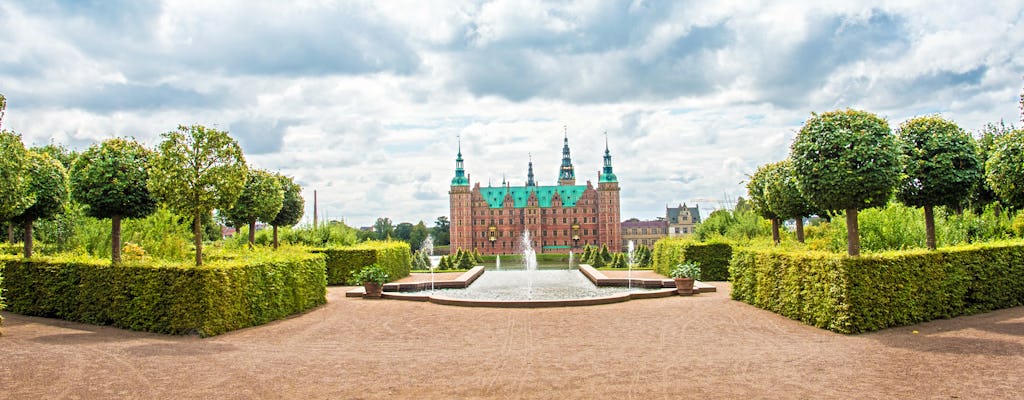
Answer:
[2,282,1023,399]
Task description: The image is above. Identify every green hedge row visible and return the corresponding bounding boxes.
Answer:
[1,248,327,337]
[314,240,411,285]
[729,241,1024,334]
[652,237,732,280]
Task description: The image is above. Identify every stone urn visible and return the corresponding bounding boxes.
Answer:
[363,282,383,298]
[673,277,695,296]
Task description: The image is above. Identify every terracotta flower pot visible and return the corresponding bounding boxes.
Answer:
[674,277,695,296]
[363,282,383,298]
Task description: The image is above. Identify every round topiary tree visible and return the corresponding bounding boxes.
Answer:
[986,128,1024,212]
[765,160,819,243]
[70,138,158,264]
[790,109,900,256]
[223,169,284,249]
[269,173,304,249]
[148,125,247,266]
[895,116,981,250]
[0,97,35,243]
[11,151,69,257]
[747,162,783,244]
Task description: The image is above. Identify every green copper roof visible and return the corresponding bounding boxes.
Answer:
[479,185,587,208]
[600,139,617,183]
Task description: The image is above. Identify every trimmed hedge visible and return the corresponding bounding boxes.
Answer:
[314,240,411,285]
[729,241,1024,334]
[652,237,733,280]
[1,248,327,337]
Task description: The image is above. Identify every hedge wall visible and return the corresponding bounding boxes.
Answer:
[314,240,411,285]
[729,241,1024,334]
[1,249,327,337]
[652,237,733,280]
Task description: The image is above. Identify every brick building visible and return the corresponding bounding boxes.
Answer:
[621,218,667,248]
[449,135,621,255]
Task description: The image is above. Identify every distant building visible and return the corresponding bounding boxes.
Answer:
[621,218,667,248]
[449,134,622,255]
[620,203,702,249]
[666,203,701,236]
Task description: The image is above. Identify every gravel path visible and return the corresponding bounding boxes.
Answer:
[2,282,1022,399]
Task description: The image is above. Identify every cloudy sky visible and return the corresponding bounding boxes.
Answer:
[1,1,1022,227]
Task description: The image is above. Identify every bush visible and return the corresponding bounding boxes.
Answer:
[652,237,732,280]
[729,241,1024,334]
[314,240,410,285]
[1,247,326,336]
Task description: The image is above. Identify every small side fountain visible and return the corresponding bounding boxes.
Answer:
[627,240,635,290]
[520,229,538,299]
[568,251,574,268]
[422,234,435,292]
[496,255,501,270]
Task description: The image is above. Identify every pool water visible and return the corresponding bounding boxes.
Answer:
[410,268,656,301]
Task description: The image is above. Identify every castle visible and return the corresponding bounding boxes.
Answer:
[449,134,621,255]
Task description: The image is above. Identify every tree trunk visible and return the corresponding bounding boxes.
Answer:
[248,221,256,249]
[112,215,122,264]
[273,225,279,250]
[7,223,13,244]
[194,215,203,267]
[22,219,33,258]
[771,218,781,245]
[924,205,936,250]
[846,208,860,257]
[795,217,805,243]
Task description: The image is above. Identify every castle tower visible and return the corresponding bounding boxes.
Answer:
[597,135,621,252]
[558,128,576,185]
[526,154,536,187]
[449,139,472,252]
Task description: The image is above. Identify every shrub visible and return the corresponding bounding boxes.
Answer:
[653,237,732,280]
[669,262,701,279]
[1,248,326,336]
[353,264,389,285]
[729,241,1024,334]
[314,240,410,285]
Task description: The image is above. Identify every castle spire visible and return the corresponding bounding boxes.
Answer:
[527,153,536,187]
[451,136,469,186]
[558,126,576,185]
[600,131,617,183]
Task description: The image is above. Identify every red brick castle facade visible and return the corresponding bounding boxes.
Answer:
[449,134,621,255]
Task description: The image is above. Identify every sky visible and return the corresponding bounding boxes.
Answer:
[1,1,1022,228]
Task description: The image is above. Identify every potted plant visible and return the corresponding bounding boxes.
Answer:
[353,264,390,298]
[669,262,701,295]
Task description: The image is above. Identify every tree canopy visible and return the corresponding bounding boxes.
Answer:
[985,128,1024,211]
[70,138,159,263]
[148,125,247,265]
[12,151,69,257]
[223,168,283,248]
[0,131,33,223]
[790,109,899,256]
[746,161,783,244]
[269,173,304,249]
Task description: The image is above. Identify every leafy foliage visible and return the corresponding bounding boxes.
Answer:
[896,116,981,208]
[765,160,818,221]
[148,125,247,265]
[270,173,304,228]
[70,138,158,263]
[985,128,1024,210]
[12,151,69,256]
[970,121,1014,212]
[669,262,701,279]
[353,264,389,285]
[729,242,1024,334]
[0,248,326,337]
[0,130,33,223]
[652,237,732,280]
[313,240,410,285]
[746,162,781,220]
[222,169,284,247]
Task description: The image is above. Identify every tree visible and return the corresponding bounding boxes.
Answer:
[373,217,394,240]
[432,216,450,245]
[393,222,413,242]
[747,162,783,244]
[409,221,429,252]
[0,96,35,243]
[69,138,158,264]
[971,121,1015,214]
[895,116,981,250]
[148,125,247,266]
[270,174,304,249]
[790,109,899,256]
[986,128,1024,211]
[766,160,818,243]
[11,151,69,257]
[223,169,284,249]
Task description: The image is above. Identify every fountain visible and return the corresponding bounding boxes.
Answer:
[520,229,538,299]
[568,251,574,268]
[422,235,435,292]
[496,255,501,270]
[627,240,635,290]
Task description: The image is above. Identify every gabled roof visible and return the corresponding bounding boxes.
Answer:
[667,204,702,223]
[479,185,588,208]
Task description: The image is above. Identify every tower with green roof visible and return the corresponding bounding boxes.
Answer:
[448,132,621,255]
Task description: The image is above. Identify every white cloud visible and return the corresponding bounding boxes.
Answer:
[1,0,1022,226]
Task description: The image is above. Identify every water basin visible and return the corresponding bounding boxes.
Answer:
[405,267,658,301]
